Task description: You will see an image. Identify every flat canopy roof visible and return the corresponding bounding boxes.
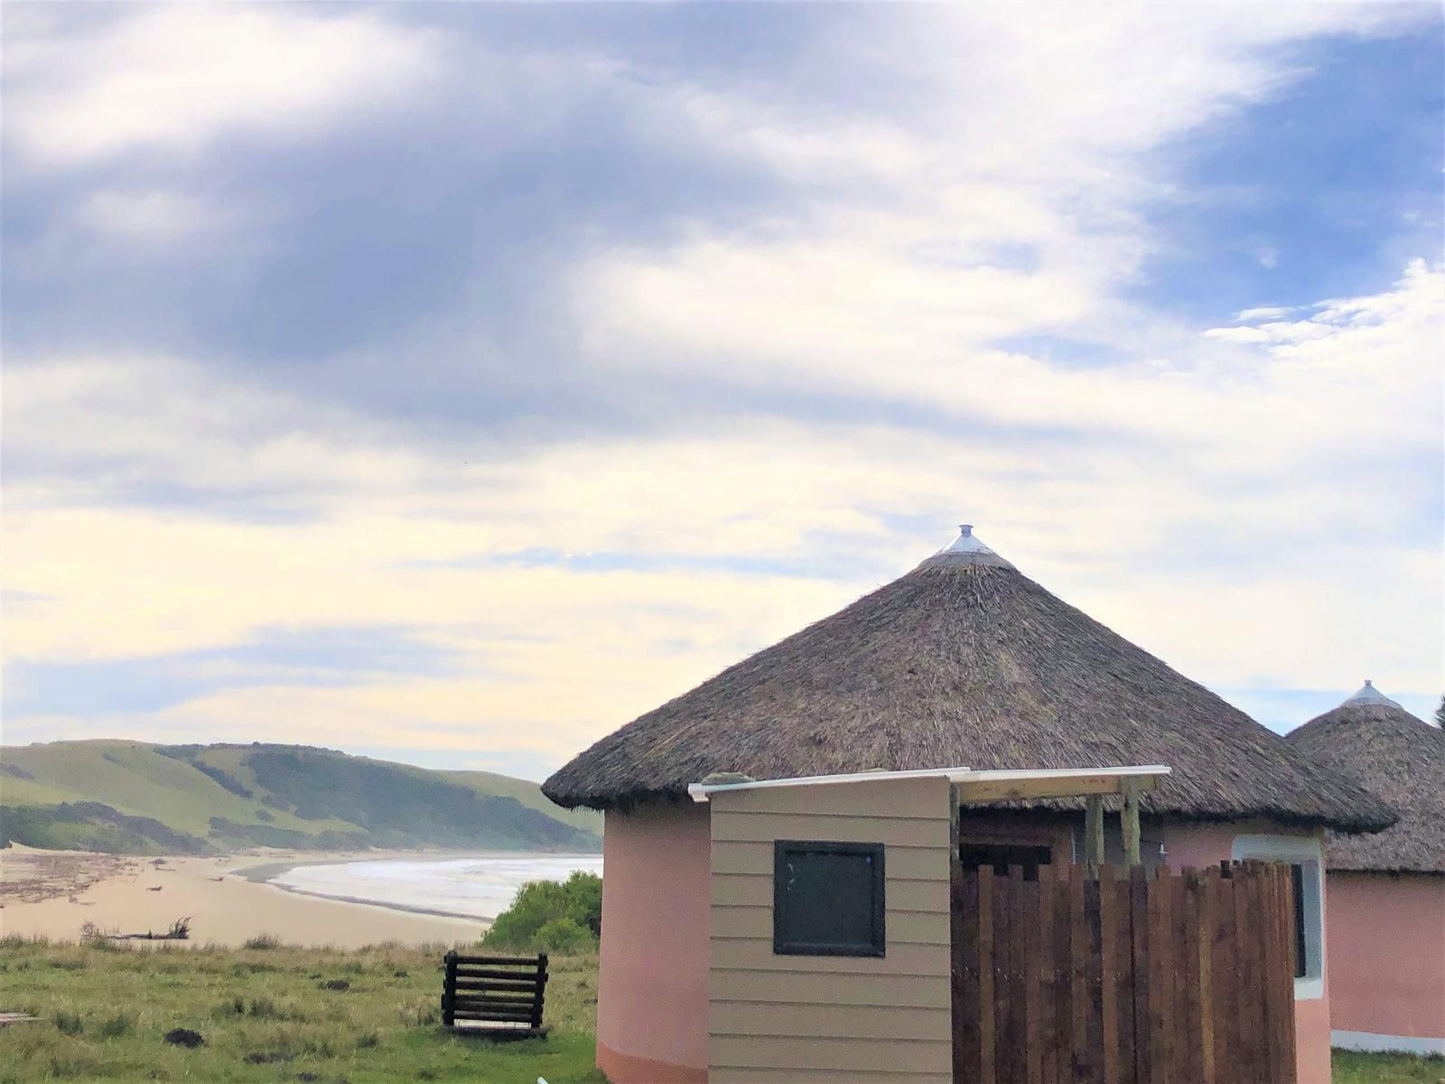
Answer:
[688,764,1171,803]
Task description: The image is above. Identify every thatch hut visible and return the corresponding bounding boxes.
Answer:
[545,526,1393,1084]
[1286,682,1445,1055]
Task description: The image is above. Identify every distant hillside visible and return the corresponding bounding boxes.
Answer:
[0,741,601,856]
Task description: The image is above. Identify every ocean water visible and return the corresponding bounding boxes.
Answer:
[269,854,604,920]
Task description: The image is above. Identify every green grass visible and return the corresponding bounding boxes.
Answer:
[2,936,1437,1084]
[1333,1049,1445,1083]
[0,937,607,1083]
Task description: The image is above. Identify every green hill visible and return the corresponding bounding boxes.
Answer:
[0,740,600,855]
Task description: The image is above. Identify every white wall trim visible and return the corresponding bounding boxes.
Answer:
[1231,834,1325,1001]
[1331,1030,1445,1056]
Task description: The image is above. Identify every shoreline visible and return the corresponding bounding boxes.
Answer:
[257,880,495,923]
[0,846,488,948]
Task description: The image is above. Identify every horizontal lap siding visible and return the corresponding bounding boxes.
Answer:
[709,776,954,1081]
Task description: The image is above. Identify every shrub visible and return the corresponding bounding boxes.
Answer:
[99,1013,132,1038]
[242,933,281,950]
[54,1010,83,1035]
[481,871,601,953]
[534,917,592,955]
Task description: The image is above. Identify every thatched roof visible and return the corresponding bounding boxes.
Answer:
[544,528,1395,834]
[1286,684,1445,874]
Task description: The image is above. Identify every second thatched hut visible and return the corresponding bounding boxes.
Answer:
[1286,682,1445,1056]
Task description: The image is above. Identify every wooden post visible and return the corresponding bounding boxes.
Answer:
[441,950,457,1027]
[532,952,548,1031]
[1121,779,1141,866]
[1085,794,1105,875]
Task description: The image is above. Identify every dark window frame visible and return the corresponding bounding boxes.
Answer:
[772,840,886,958]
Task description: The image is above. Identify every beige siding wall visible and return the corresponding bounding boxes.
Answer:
[708,776,954,1084]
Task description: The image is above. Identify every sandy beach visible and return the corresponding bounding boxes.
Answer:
[0,845,486,948]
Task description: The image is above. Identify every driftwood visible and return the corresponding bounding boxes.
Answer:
[82,917,191,942]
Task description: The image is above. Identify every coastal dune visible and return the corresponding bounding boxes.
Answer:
[0,846,485,948]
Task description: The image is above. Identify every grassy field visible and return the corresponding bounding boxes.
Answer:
[2,935,1439,1083]
[1334,1050,1445,1083]
[0,936,606,1083]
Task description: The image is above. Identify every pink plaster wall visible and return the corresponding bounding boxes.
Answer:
[596,801,711,1084]
[1153,820,1331,1084]
[1325,871,1445,1042]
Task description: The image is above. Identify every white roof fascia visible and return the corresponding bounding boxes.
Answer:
[687,764,1171,803]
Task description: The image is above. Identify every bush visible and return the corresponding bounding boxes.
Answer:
[534,917,592,955]
[243,933,281,950]
[99,1013,132,1038]
[481,871,601,953]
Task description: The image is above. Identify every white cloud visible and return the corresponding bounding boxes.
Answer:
[75,189,239,242]
[2,3,1439,767]
[3,6,439,168]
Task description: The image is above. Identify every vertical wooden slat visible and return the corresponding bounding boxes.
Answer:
[1099,869,1120,1084]
[1213,863,1238,1080]
[1195,868,1216,1084]
[997,867,1016,1082]
[1085,873,1105,1082]
[1054,863,1075,1084]
[980,867,996,1084]
[1025,868,1044,1084]
[1150,866,1175,1079]
[1070,864,1090,1082]
[1242,862,1267,1079]
[1129,865,1151,1084]
[955,869,981,1081]
[1039,864,1060,1084]
[1175,872,1200,1084]
[1276,865,1299,1083]
[1259,863,1279,1084]
[1111,870,1137,1084]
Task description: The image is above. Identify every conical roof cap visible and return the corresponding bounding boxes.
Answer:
[1344,679,1402,709]
[545,527,1395,835]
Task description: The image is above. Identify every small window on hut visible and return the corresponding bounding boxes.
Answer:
[1290,863,1308,980]
[773,840,885,957]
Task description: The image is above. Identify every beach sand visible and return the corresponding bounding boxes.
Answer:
[0,846,485,948]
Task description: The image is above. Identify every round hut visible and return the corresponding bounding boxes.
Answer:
[1286,682,1445,1055]
[544,526,1393,1084]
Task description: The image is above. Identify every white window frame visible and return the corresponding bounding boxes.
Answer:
[1231,834,1324,1001]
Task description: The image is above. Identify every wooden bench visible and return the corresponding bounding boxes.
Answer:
[440,951,549,1039]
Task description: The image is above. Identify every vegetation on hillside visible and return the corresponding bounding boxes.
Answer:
[0,937,605,1083]
[481,872,603,955]
[0,741,600,855]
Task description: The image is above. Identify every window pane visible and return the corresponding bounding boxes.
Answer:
[773,841,884,956]
[1290,863,1308,979]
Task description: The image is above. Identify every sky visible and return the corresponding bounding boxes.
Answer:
[3,2,1442,782]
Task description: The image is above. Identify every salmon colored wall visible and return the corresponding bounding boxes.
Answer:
[1151,820,1331,1084]
[596,801,711,1084]
[1326,871,1445,1044]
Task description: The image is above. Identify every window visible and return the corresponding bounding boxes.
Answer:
[1231,835,1323,1000]
[773,840,885,957]
[1290,863,1308,979]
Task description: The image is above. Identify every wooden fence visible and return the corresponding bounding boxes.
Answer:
[950,861,1297,1084]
